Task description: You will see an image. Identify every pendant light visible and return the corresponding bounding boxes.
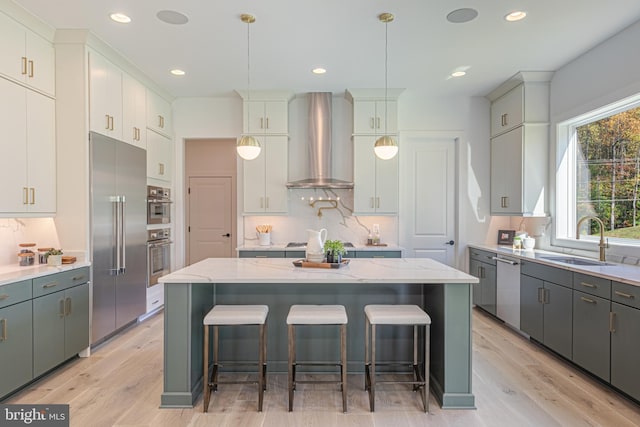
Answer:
[237,13,261,160]
[374,12,398,160]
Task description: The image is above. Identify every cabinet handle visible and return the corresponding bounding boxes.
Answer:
[28,60,34,78]
[72,275,86,282]
[110,115,114,131]
[501,113,508,127]
[260,117,264,129]
[370,117,375,129]
[479,266,485,279]
[0,318,6,341]
[580,296,596,304]
[376,117,380,129]
[43,282,59,289]
[23,187,28,205]
[501,196,509,208]
[65,297,72,316]
[376,197,380,208]
[609,312,616,333]
[260,197,264,208]
[59,298,65,318]
[0,294,9,301]
[370,197,375,208]
[265,117,269,129]
[21,57,28,75]
[152,299,160,305]
[30,188,35,205]
[580,282,596,289]
[159,163,165,175]
[614,290,635,299]
[265,197,269,209]
[105,114,110,130]
[158,115,163,128]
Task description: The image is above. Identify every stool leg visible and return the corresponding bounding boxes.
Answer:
[370,323,376,412]
[213,325,219,392]
[258,323,265,412]
[288,324,295,412]
[424,324,430,413]
[413,324,419,391]
[364,316,370,391]
[340,323,348,413]
[203,324,210,412]
[262,322,268,391]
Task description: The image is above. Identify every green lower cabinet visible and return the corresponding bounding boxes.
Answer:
[0,301,33,398]
[611,302,640,401]
[520,274,543,341]
[543,281,573,360]
[469,259,496,315]
[355,250,401,258]
[33,283,89,377]
[572,291,610,381]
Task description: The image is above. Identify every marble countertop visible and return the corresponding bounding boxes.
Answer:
[159,257,477,285]
[468,243,640,287]
[0,259,91,287]
[236,244,403,252]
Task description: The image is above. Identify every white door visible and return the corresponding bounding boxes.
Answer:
[187,176,233,264]
[400,136,456,265]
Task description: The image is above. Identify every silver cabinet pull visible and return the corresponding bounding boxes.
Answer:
[492,257,519,265]
[0,294,9,301]
[260,197,264,208]
[580,282,596,288]
[30,188,35,205]
[537,288,543,303]
[265,117,269,129]
[610,312,616,333]
[72,275,86,282]
[59,299,65,318]
[152,299,160,305]
[265,197,269,209]
[580,296,596,304]
[28,60,34,78]
[376,117,381,129]
[376,197,380,208]
[0,318,6,341]
[370,197,375,208]
[65,297,72,316]
[21,57,27,75]
[370,117,375,129]
[105,114,110,130]
[614,290,635,299]
[23,187,29,205]
[43,282,59,289]
[260,117,264,129]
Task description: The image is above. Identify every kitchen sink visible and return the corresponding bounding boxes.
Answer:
[538,256,611,266]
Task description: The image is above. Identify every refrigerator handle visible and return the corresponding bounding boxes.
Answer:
[110,196,120,276]
[120,196,126,274]
[115,196,122,275]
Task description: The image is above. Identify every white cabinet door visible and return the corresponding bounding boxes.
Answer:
[353,100,397,135]
[491,128,523,215]
[491,85,524,137]
[122,73,146,149]
[353,136,398,214]
[146,89,172,137]
[26,90,56,213]
[89,51,122,139]
[0,12,55,96]
[0,78,28,213]
[243,136,288,213]
[245,101,288,134]
[147,130,172,182]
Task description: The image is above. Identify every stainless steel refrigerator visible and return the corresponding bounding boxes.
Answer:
[90,131,147,344]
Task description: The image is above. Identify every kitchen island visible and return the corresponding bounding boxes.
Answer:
[159,257,478,409]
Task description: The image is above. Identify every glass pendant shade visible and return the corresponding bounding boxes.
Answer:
[374,135,398,160]
[236,135,261,160]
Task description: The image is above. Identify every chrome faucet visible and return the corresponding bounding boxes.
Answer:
[576,216,607,262]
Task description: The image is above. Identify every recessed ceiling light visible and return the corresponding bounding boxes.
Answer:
[110,13,131,24]
[446,8,478,24]
[157,10,189,25]
[170,69,185,76]
[451,71,466,77]
[312,68,326,75]
[505,11,527,22]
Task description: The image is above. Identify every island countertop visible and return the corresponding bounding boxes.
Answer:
[159,257,479,285]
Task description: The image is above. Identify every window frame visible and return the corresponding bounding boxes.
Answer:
[553,93,640,256]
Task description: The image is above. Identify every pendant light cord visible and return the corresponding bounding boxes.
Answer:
[246,19,251,129]
[384,19,388,135]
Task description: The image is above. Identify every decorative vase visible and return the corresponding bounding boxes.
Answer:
[326,252,342,264]
[305,228,327,262]
[47,254,62,266]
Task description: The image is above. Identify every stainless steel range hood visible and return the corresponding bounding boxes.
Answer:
[286,92,353,189]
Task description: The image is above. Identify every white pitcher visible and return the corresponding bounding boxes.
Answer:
[305,228,327,262]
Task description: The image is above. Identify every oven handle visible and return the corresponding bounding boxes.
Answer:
[148,240,174,248]
[147,199,173,204]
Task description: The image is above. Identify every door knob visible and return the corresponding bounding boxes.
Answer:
[444,240,455,246]
[222,233,231,237]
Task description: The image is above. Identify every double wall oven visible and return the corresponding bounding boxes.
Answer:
[147,185,173,287]
[147,185,171,224]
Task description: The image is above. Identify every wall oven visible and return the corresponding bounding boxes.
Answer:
[148,228,172,287]
[147,185,172,224]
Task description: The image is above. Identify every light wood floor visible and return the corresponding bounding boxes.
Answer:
[7,308,640,427]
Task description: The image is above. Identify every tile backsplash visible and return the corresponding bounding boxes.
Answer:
[242,189,398,246]
[0,218,60,266]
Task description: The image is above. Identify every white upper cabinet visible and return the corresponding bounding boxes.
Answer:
[122,72,146,149]
[89,51,123,140]
[352,136,398,214]
[0,11,55,96]
[147,130,172,182]
[0,78,55,215]
[352,100,398,135]
[243,136,288,214]
[146,89,173,138]
[245,100,288,134]
[487,72,552,216]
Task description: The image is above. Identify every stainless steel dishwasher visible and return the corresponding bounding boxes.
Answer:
[494,254,521,329]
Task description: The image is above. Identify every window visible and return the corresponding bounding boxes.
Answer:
[556,96,640,250]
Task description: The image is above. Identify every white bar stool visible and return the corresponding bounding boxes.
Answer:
[286,304,348,413]
[203,305,268,412]
[364,304,431,412]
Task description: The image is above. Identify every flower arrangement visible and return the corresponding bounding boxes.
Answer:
[324,240,347,263]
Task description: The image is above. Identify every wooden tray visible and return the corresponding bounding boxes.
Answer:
[292,259,350,269]
[365,243,388,247]
[62,256,77,264]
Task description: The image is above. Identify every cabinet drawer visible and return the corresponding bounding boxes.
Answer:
[612,281,640,310]
[520,260,572,288]
[355,251,401,258]
[469,248,496,265]
[0,279,32,309]
[573,273,611,299]
[33,267,90,298]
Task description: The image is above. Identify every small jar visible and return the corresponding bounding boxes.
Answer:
[18,252,35,266]
[38,248,53,264]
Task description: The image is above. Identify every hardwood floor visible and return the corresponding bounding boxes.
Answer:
[7,308,640,427]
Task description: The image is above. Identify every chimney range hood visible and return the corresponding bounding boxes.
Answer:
[286,92,353,189]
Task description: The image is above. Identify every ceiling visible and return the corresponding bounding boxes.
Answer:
[12,0,640,99]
